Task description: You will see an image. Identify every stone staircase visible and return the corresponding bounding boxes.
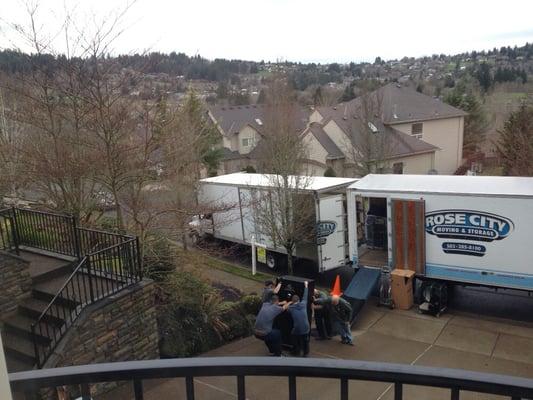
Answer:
[1,251,120,372]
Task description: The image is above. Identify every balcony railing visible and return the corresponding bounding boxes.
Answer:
[8,357,533,400]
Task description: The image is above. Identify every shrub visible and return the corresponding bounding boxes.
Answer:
[219,302,253,341]
[323,166,336,177]
[157,271,259,358]
[242,165,256,173]
[240,294,262,315]
[142,234,178,281]
[158,271,229,357]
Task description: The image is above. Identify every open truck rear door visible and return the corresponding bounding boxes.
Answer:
[391,199,426,274]
[317,194,347,272]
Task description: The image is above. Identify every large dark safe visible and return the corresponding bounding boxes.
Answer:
[273,275,315,347]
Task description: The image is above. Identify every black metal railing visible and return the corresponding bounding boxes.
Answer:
[78,226,134,255]
[31,238,142,368]
[13,208,79,257]
[0,208,18,252]
[1,207,142,369]
[9,357,533,400]
[30,256,90,368]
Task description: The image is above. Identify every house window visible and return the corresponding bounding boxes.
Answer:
[411,123,423,138]
[393,162,404,174]
[242,138,250,147]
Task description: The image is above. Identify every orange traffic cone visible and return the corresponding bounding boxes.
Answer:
[331,274,342,296]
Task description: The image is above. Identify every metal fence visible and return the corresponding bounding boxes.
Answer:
[0,208,17,252]
[1,207,142,368]
[9,357,533,400]
[13,208,79,257]
[31,238,142,368]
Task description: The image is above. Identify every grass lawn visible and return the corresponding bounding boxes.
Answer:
[176,247,273,284]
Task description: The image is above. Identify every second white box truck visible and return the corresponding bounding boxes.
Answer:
[194,173,357,272]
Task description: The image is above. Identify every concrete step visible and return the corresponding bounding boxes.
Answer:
[33,272,126,305]
[5,353,34,373]
[2,331,37,366]
[18,297,66,326]
[18,250,75,283]
[2,314,55,344]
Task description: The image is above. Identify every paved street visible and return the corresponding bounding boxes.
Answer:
[100,297,533,400]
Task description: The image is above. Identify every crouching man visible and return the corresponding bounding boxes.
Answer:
[316,294,353,345]
[254,295,289,356]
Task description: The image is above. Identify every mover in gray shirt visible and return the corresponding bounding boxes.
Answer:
[288,281,310,356]
[254,295,288,356]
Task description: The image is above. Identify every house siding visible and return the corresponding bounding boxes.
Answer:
[392,152,435,174]
[238,126,260,154]
[391,116,464,174]
[322,120,354,160]
[309,110,323,123]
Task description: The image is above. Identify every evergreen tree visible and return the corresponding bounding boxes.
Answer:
[256,89,267,104]
[313,86,324,106]
[340,82,356,102]
[496,103,533,176]
[323,166,336,177]
[475,63,493,92]
[444,82,489,155]
[216,81,228,99]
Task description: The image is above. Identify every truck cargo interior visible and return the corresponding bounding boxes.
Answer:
[356,196,388,267]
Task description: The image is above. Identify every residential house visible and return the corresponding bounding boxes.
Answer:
[208,104,311,173]
[310,83,467,175]
[208,83,466,176]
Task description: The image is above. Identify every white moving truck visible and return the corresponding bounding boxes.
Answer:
[195,173,357,272]
[347,174,533,292]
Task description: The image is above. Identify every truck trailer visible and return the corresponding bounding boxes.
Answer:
[347,174,533,293]
[195,172,357,272]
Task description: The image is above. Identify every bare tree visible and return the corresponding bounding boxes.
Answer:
[343,89,395,176]
[158,90,222,249]
[253,76,315,274]
[1,13,101,219]
[0,84,27,202]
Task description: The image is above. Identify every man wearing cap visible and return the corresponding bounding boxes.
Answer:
[262,279,282,303]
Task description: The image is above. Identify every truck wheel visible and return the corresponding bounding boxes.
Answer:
[190,232,200,246]
[266,253,277,270]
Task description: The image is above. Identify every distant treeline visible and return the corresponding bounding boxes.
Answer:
[0,49,261,82]
[1,42,532,87]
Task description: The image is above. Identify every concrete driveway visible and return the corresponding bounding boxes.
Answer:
[100,298,533,400]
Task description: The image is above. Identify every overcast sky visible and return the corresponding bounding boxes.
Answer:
[2,0,533,63]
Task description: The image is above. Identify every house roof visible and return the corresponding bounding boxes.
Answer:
[306,122,344,159]
[209,104,311,137]
[220,147,248,161]
[348,174,533,198]
[382,125,439,158]
[326,117,437,160]
[209,104,264,136]
[316,83,467,127]
[201,172,357,193]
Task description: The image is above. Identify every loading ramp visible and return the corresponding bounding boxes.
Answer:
[342,266,381,324]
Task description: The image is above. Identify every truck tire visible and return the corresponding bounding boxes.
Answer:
[266,252,278,270]
[190,232,200,246]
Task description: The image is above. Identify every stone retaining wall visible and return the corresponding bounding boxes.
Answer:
[0,251,31,318]
[44,280,159,398]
